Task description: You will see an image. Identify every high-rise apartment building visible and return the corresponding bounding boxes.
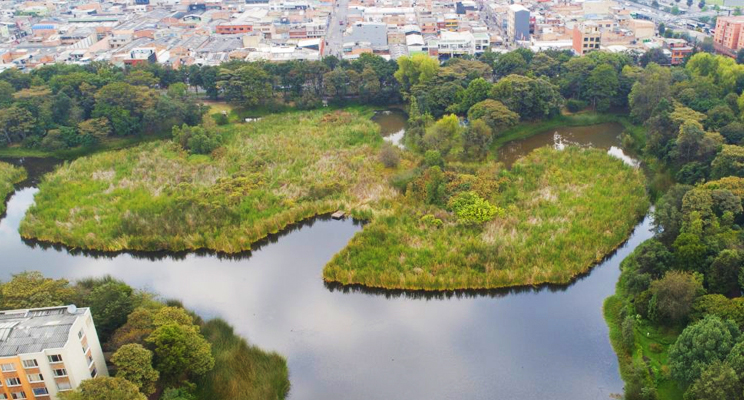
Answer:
[0,306,108,400]
[508,4,530,42]
[714,16,744,54]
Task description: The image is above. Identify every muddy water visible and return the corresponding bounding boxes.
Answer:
[497,123,635,168]
[371,109,406,148]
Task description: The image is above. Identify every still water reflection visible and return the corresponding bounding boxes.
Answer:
[0,175,652,399]
[372,109,407,148]
[497,123,636,168]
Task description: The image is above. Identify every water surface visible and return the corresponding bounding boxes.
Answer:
[372,109,406,148]
[497,123,636,168]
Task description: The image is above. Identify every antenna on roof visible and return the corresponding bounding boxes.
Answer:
[66,305,77,314]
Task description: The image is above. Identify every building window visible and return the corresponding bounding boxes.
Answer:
[91,366,97,378]
[21,360,37,369]
[27,374,42,383]
[47,355,62,364]
[87,355,93,366]
[10,392,25,400]
[0,394,7,399]
[31,388,48,396]
[1,364,15,372]
[56,382,72,391]
[78,329,84,339]
[53,369,67,377]
[5,378,20,387]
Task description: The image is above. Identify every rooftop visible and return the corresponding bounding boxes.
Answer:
[0,305,87,357]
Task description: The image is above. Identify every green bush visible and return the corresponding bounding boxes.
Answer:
[447,191,502,225]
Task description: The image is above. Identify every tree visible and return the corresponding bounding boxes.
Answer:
[466,99,519,135]
[217,65,272,108]
[422,114,461,155]
[59,377,146,400]
[650,270,702,325]
[675,120,722,165]
[706,105,735,131]
[394,54,439,95]
[659,22,666,36]
[530,53,560,78]
[447,191,502,225]
[77,117,112,144]
[125,70,159,88]
[670,315,739,384]
[108,308,156,350]
[684,361,741,400]
[0,272,75,310]
[84,281,137,342]
[452,78,491,114]
[462,119,492,160]
[172,124,222,155]
[0,81,13,107]
[145,323,215,381]
[111,344,159,395]
[726,341,744,382]
[629,63,672,121]
[359,67,381,103]
[707,250,743,295]
[640,48,671,67]
[489,75,563,120]
[0,106,35,145]
[493,51,527,78]
[586,64,619,111]
[711,145,744,179]
[720,122,744,144]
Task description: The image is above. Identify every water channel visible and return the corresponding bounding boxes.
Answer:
[0,120,649,400]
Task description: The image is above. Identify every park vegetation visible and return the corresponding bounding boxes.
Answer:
[0,161,25,215]
[0,55,400,158]
[324,147,647,290]
[600,51,744,400]
[0,271,288,400]
[11,46,737,398]
[19,109,410,252]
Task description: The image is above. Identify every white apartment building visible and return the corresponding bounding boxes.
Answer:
[0,306,108,400]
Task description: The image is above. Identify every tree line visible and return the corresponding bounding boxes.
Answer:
[0,54,401,152]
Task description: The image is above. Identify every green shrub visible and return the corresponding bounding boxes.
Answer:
[447,191,502,225]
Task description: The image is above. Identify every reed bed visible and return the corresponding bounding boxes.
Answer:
[196,319,289,400]
[323,147,649,290]
[20,110,407,252]
[0,162,26,215]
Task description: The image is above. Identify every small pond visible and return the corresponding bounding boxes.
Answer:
[497,123,637,168]
[372,108,406,148]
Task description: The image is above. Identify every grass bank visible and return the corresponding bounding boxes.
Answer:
[604,263,685,400]
[196,319,289,400]
[20,109,410,253]
[0,161,27,215]
[324,147,649,290]
[492,112,642,150]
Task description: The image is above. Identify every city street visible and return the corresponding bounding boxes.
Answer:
[324,0,350,57]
